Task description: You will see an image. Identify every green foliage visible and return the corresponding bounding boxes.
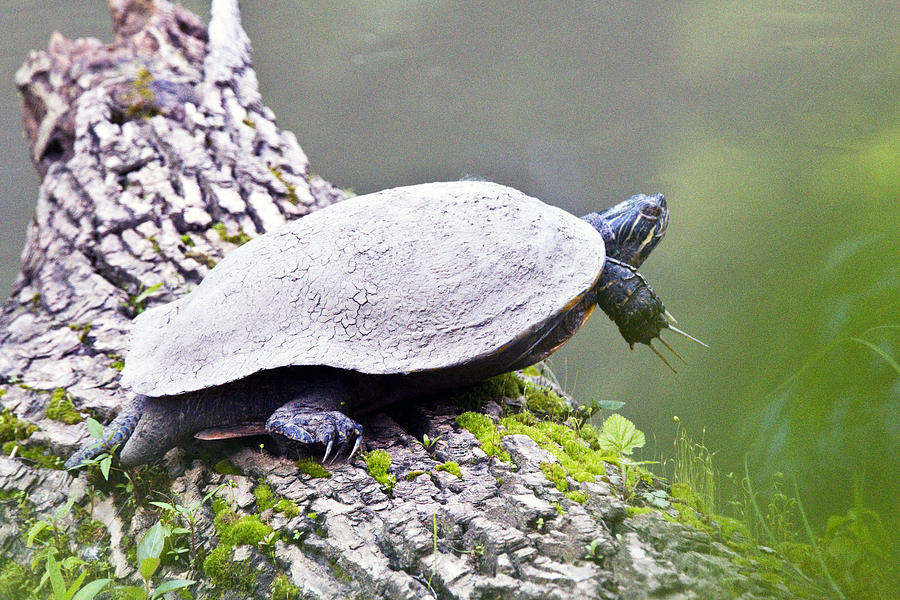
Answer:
[122,282,163,316]
[667,417,716,515]
[521,382,569,420]
[295,457,331,478]
[596,414,645,455]
[68,322,92,344]
[3,440,65,469]
[435,461,462,479]
[267,166,301,205]
[211,222,252,246]
[149,482,230,569]
[107,353,125,371]
[253,483,276,511]
[274,499,300,518]
[455,412,510,461]
[45,388,83,424]
[270,573,301,600]
[212,459,241,475]
[453,373,522,411]
[0,407,38,442]
[202,502,271,592]
[179,233,195,247]
[362,449,396,494]
[125,67,160,119]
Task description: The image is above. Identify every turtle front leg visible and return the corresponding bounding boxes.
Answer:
[265,378,363,461]
[65,395,147,469]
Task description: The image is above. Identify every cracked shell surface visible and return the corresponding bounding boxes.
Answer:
[121,181,606,396]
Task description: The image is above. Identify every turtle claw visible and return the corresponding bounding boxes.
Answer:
[667,324,708,348]
[266,408,364,464]
[648,340,677,373]
[348,436,362,460]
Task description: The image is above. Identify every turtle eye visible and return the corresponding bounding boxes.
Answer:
[641,205,662,219]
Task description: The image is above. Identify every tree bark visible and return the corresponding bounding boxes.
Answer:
[0,2,800,599]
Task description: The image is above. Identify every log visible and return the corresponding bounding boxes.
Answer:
[0,2,798,598]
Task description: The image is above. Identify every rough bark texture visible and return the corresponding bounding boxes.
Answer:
[0,2,801,599]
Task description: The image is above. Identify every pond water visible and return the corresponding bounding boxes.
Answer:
[1,0,898,573]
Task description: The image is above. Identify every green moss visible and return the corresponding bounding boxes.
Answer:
[220,514,272,547]
[519,365,541,376]
[148,236,164,257]
[107,353,125,372]
[274,499,300,518]
[363,449,396,494]
[211,222,252,246]
[184,250,218,268]
[180,233,195,247]
[267,166,301,205]
[453,373,523,411]
[242,117,256,129]
[405,470,426,481]
[540,462,569,493]
[213,459,241,475]
[522,383,569,420]
[456,412,511,461]
[270,573,300,600]
[125,68,160,119]
[45,388,83,424]
[328,558,353,583]
[68,321,92,343]
[435,461,462,479]
[0,560,32,600]
[253,483,276,512]
[30,292,41,311]
[75,517,109,544]
[2,441,64,469]
[565,490,589,504]
[670,482,709,514]
[204,504,273,591]
[0,408,38,443]
[626,506,655,518]
[295,458,331,479]
[501,412,607,482]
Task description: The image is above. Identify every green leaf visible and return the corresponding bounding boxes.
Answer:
[148,501,176,512]
[114,585,148,600]
[139,557,160,581]
[100,455,111,480]
[597,413,645,455]
[26,521,48,546]
[86,418,104,438]
[71,579,111,600]
[64,570,88,600]
[53,497,75,520]
[150,579,195,600]
[137,521,166,564]
[47,551,66,600]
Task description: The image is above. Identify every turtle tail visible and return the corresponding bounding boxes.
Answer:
[64,395,147,469]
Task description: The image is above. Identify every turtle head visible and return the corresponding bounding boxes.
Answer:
[586,194,706,370]
[581,193,668,268]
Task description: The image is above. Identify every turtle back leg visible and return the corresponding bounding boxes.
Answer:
[65,395,147,469]
[265,377,363,461]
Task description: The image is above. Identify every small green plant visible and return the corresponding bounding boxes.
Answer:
[211,222,252,246]
[363,449,396,494]
[596,413,649,499]
[116,522,194,599]
[122,282,163,315]
[270,573,300,600]
[149,482,230,568]
[584,538,606,563]
[417,433,443,449]
[38,548,110,600]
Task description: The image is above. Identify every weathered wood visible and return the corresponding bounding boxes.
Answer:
[0,2,796,598]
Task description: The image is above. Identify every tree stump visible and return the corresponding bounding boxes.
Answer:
[0,1,799,598]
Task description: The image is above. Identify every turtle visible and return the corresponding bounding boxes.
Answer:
[66,181,702,469]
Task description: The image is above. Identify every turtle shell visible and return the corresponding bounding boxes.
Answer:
[121,181,606,397]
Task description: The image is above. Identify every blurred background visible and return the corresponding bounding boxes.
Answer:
[1,0,898,570]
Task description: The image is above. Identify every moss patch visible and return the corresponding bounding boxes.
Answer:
[68,322,92,343]
[0,408,38,443]
[453,373,522,412]
[270,573,300,600]
[456,412,511,462]
[203,502,274,592]
[267,166,301,205]
[274,499,300,518]
[253,483,276,512]
[213,459,242,475]
[2,441,64,469]
[45,388,83,424]
[435,461,462,479]
[295,458,331,479]
[363,449,396,494]
[211,222,252,246]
